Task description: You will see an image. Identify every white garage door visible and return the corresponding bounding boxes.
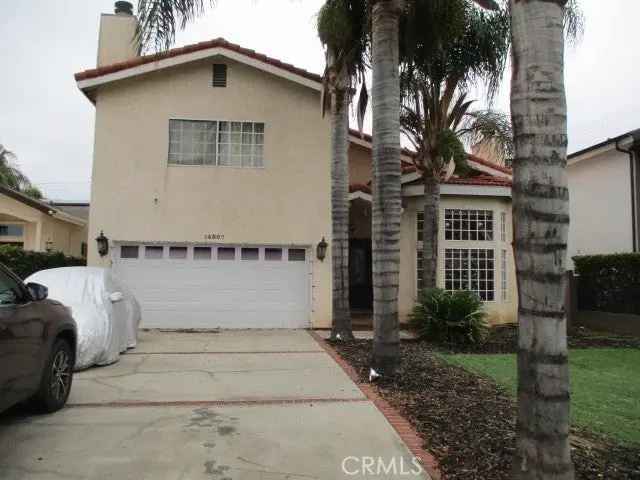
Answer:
[112,243,311,329]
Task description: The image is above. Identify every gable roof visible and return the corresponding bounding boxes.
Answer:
[75,37,322,101]
[568,128,640,164]
[0,185,87,226]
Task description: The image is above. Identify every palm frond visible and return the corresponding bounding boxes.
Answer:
[0,144,43,198]
[457,109,514,162]
[564,0,585,44]
[136,0,216,53]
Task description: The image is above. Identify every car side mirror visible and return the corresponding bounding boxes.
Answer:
[26,282,48,301]
[109,291,124,303]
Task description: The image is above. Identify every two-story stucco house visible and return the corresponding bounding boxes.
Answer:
[75,4,517,329]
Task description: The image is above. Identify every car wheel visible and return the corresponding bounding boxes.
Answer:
[33,339,74,413]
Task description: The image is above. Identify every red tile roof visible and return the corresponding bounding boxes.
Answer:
[467,154,512,175]
[400,165,512,187]
[75,37,323,84]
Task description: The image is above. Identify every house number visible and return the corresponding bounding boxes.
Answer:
[204,233,224,241]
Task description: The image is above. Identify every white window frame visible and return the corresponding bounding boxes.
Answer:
[444,248,496,302]
[444,208,494,241]
[168,118,265,168]
[501,248,508,302]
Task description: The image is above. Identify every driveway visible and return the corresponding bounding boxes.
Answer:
[0,330,430,480]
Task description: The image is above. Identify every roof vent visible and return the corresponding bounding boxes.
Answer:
[212,64,227,87]
[114,1,134,15]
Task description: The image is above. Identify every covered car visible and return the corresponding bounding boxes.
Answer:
[26,267,141,370]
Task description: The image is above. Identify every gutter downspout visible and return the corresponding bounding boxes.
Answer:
[616,132,640,252]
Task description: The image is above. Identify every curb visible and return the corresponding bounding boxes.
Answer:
[309,331,443,480]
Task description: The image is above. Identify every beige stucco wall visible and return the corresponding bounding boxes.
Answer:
[0,196,87,256]
[97,14,139,67]
[88,57,332,327]
[567,148,634,267]
[399,195,517,325]
[349,143,373,185]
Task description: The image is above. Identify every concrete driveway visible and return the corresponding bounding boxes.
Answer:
[0,330,430,480]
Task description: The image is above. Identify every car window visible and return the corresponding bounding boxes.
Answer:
[0,271,23,305]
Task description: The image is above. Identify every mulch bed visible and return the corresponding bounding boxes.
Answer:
[440,324,640,354]
[331,338,640,480]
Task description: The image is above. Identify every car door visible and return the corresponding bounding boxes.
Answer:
[0,269,44,410]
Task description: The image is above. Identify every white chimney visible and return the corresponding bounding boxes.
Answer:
[97,1,140,67]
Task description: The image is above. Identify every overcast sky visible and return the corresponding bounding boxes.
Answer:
[1,0,639,201]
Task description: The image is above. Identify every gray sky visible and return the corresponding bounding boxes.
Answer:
[1,0,638,202]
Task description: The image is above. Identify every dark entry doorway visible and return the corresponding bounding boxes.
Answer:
[349,239,373,311]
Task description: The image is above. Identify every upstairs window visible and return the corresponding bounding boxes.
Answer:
[168,120,264,167]
[212,64,227,87]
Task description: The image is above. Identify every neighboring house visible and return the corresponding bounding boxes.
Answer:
[75,3,517,329]
[0,185,88,257]
[567,129,640,266]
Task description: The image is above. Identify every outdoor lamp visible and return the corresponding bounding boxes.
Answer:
[96,230,109,257]
[316,237,328,261]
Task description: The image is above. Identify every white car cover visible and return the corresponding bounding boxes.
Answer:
[26,267,141,370]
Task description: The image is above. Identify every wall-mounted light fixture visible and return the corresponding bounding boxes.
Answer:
[316,237,328,262]
[96,230,109,257]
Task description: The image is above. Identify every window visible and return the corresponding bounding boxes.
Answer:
[444,248,495,301]
[0,270,23,305]
[444,209,494,241]
[120,245,139,258]
[218,247,236,260]
[0,225,24,237]
[500,212,507,242]
[265,248,282,261]
[241,247,259,260]
[288,249,306,262]
[416,212,424,242]
[217,121,264,167]
[169,120,217,165]
[501,249,508,302]
[416,249,423,292]
[169,246,187,259]
[194,247,212,260]
[168,120,264,168]
[145,246,163,259]
[212,64,227,87]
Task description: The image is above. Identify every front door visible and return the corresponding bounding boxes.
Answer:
[349,239,372,311]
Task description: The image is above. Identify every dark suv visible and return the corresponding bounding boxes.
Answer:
[0,263,77,413]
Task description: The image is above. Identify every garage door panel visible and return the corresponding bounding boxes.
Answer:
[113,244,311,329]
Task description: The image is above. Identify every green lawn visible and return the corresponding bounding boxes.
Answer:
[442,348,640,445]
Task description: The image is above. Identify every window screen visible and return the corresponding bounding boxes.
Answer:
[217,121,264,167]
[168,120,217,165]
[265,248,282,261]
[169,246,188,259]
[241,248,259,260]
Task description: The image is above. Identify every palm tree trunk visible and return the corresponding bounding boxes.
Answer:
[370,0,403,376]
[421,168,439,291]
[510,1,573,478]
[330,89,354,341]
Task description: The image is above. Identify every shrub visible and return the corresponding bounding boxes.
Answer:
[0,245,86,280]
[573,253,640,315]
[410,288,488,345]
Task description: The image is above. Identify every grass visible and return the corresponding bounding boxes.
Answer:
[442,348,640,445]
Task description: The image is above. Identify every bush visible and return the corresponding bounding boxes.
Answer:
[573,253,640,315]
[0,245,86,280]
[410,288,488,345]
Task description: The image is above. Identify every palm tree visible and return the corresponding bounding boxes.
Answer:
[509,0,582,478]
[0,145,43,199]
[317,0,369,342]
[400,0,511,291]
